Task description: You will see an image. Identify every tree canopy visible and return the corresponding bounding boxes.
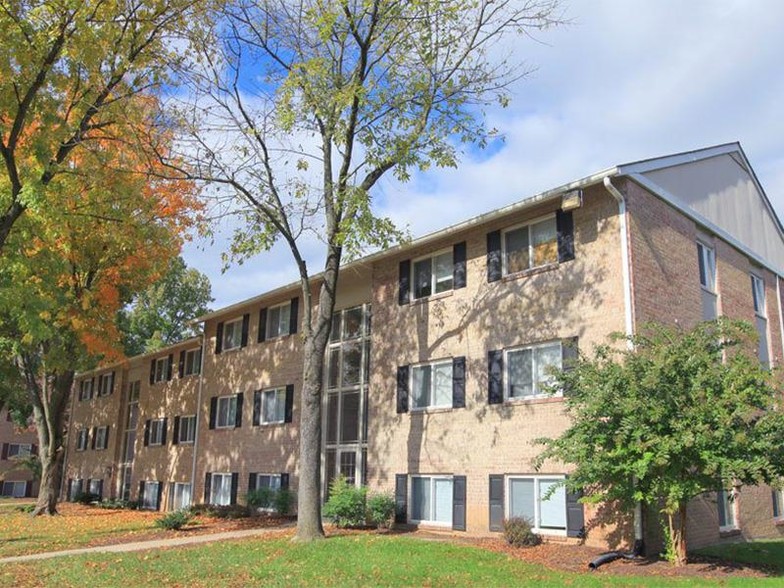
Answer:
[536,319,784,565]
[119,255,213,356]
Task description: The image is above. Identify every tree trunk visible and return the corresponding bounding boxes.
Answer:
[667,503,689,566]
[294,247,341,541]
[33,443,64,516]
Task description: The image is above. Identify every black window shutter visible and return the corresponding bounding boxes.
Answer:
[149,360,156,385]
[253,391,262,426]
[67,479,72,501]
[166,354,174,381]
[248,473,257,492]
[489,474,505,531]
[172,416,180,445]
[215,322,224,354]
[91,377,96,397]
[138,481,145,503]
[257,308,268,343]
[97,480,104,501]
[556,209,575,262]
[452,475,467,531]
[31,444,37,456]
[284,384,294,423]
[398,259,411,305]
[179,351,186,378]
[487,230,502,282]
[395,474,408,524]
[453,241,467,289]
[562,337,579,370]
[566,487,585,538]
[25,480,33,498]
[91,427,97,450]
[1,443,8,460]
[209,397,217,430]
[143,420,150,446]
[204,473,212,503]
[109,372,115,394]
[235,393,243,428]
[241,313,250,348]
[488,350,504,404]
[396,365,409,414]
[452,356,466,409]
[289,297,299,335]
[156,481,164,510]
[773,491,780,518]
[97,375,103,395]
[230,473,239,505]
[161,417,168,445]
[280,473,290,490]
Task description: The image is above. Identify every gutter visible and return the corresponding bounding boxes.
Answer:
[190,332,207,508]
[603,176,644,549]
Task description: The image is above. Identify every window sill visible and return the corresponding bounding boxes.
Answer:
[409,290,454,306]
[505,395,563,406]
[256,421,286,427]
[410,406,453,415]
[503,263,559,282]
[177,441,195,446]
[774,518,784,527]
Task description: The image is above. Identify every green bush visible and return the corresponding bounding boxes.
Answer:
[206,504,251,519]
[74,491,100,505]
[98,498,136,510]
[15,504,35,513]
[323,476,367,528]
[273,488,295,516]
[503,517,541,548]
[366,493,396,529]
[154,509,193,530]
[247,488,275,509]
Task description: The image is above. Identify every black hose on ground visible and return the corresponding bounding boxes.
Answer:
[588,539,644,571]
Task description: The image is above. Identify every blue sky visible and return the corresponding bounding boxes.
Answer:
[183,0,784,309]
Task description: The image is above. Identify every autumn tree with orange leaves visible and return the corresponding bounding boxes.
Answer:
[0,123,200,515]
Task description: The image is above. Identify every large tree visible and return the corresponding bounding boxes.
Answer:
[536,319,784,566]
[0,124,199,515]
[174,0,563,540]
[118,255,213,356]
[0,0,202,251]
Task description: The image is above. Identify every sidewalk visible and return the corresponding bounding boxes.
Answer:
[0,526,287,564]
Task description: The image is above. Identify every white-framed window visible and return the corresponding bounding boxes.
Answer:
[503,215,558,275]
[216,395,239,429]
[257,388,286,425]
[80,379,93,401]
[98,372,114,396]
[266,302,292,339]
[222,317,244,351]
[170,482,192,511]
[154,357,170,383]
[184,348,202,376]
[412,249,453,300]
[410,475,453,526]
[718,488,738,531]
[178,415,196,444]
[94,426,109,450]
[76,429,88,451]
[142,481,160,510]
[773,489,784,520]
[508,475,567,534]
[252,474,282,491]
[411,360,453,410]
[751,273,770,367]
[149,418,165,446]
[1,481,26,498]
[89,479,102,496]
[506,341,562,400]
[210,473,233,506]
[7,443,31,458]
[697,241,718,320]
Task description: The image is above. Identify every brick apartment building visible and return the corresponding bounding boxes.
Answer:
[62,142,784,551]
[0,408,38,498]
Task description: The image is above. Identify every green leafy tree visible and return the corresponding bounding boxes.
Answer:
[119,256,213,356]
[536,318,784,566]
[175,0,564,542]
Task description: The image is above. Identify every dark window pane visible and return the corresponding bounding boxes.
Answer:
[344,307,363,339]
[341,392,360,444]
[328,348,340,389]
[326,393,339,445]
[341,342,361,387]
[413,258,432,299]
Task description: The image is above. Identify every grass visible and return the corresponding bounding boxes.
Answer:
[3,535,782,588]
[695,539,784,573]
[0,502,158,558]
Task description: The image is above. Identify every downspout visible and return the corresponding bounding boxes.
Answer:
[603,176,644,550]
[777,276,784,369]
[190,331,206,507]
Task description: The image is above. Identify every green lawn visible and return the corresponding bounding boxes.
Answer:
[695,539,784,574]
[3,535,781,588]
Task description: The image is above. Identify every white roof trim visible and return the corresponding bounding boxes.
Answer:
[617,142,741,175]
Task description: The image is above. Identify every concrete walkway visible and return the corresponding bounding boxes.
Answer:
[0,526,287,564]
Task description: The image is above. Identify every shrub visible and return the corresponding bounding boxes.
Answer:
[74,491,100,505]
[323,476,367,528]
[15,504,35,513]
[366,493,396,529]
[155,509,193,530]
[273,488,295,516]
[503,517,541,548]
[206,504,251,519]
[98,498,135,510]
[247,488,275,510]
